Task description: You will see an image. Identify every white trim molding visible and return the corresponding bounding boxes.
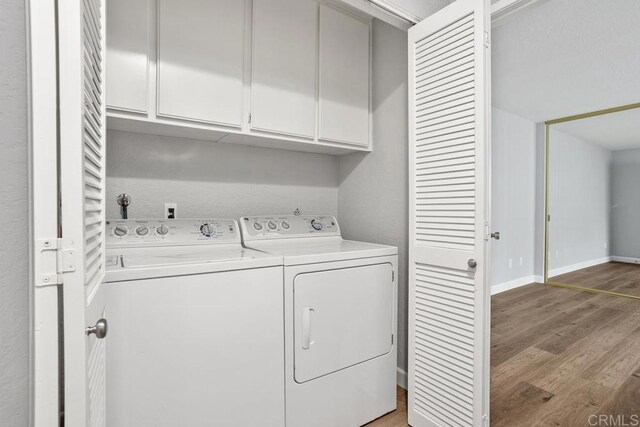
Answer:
[491,275,544,295]
[548,257,611,278]
[610,256,640,265]
[397,367,407,389]
[491,0,548,27]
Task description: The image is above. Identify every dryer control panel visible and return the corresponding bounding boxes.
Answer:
[240,215,340,241]
[106,219,240,247]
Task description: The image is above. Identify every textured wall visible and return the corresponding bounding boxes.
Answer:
[490,107,537,287]
[548,129,611,274]
[338,20,409,372]
[0,0,30,424]
[106,130,339,220]
[611,149,640,260]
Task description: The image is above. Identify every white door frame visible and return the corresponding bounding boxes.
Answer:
[27,0,62,425]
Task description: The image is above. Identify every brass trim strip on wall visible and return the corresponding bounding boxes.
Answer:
[546,281,640,301]
[543,102,640,298]
[545,102,640,125]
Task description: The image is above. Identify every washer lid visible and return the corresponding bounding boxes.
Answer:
[121,246,255,268]
[246,237,397,265]
[105,245,282,282]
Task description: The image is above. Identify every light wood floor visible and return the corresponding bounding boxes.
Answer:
[552,261,640,298]
[369,282,640,426]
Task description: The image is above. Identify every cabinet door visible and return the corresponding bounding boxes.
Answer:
[251,0,317,138]
[157,0,244,127]
[319,6,370,146]
[106,0,149,113]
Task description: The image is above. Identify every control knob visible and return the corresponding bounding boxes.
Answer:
[253,222,263,231]
[135,226,149,236]
[281,221,290,230]
[200,223,215,237]
[156,225,169,236]
[310,219,323,231]
[267,221,277,230]
[113,225,128,237]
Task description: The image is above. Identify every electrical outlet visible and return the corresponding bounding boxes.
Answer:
[164,203,177,219]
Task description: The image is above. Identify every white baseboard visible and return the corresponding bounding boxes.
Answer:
[548,257,611,278]
[611,256,640,265]
[397,367,407,389]
[491,275,543,295]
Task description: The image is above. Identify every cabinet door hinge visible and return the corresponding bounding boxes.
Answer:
[484,31,490,48]
[35,238,77,287]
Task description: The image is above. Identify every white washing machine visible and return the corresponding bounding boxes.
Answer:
[104,218,285,427]
[240,215,398,427]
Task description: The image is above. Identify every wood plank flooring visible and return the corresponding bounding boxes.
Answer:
[552,261,640,297]
[370,282,640,426]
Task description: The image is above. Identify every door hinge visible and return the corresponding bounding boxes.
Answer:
[391,334,394,345]
[484,31,490,48]
[484,222,490,241]
[482,414,488,427]
[35,238,77,287]
[392,270,395,282]
[248,113,252,124]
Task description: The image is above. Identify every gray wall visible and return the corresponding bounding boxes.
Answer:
[106,131,339,219]
[0,0,30,424]
[611,148,640,261]
[338,20,409,372]
[548,128,611,274]
[490,107,537,288]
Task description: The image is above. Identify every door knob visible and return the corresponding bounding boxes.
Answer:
[491,232,500,240]
[467,259,477,269]
[86,318,108,339]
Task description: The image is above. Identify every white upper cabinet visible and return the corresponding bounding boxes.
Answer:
[157,0,245,128]
[318,5,370,146]
[251,0,317,138]
[106,0,149,113]
[106,0,374,155]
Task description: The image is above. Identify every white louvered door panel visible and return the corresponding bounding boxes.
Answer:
[408,0,490,426]
[58,0,108,425]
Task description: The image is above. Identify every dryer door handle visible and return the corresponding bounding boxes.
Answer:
[301,306,315,350]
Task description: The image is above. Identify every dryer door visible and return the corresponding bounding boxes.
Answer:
[293,263,394,383]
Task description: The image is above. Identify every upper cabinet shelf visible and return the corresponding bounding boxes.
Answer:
[106,0,372,155]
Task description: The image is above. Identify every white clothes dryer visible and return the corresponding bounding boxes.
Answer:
[240,215,398,427]
[104,218,285,427]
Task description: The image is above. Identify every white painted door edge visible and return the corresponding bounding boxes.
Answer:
[28,0,61,425]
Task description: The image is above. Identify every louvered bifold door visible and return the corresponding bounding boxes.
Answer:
[407,0,490,426]
[58,0,108,425]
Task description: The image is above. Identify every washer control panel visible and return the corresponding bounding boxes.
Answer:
[106,219,239,247]
[240,215,340,241]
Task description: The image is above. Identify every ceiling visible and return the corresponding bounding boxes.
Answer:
[552,108,640,151]
[492,0,640,124]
